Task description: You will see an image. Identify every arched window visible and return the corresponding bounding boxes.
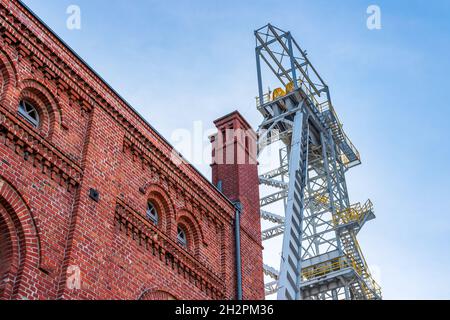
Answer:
[0,209,14,299]
[139,289,177,300]
[177,225,188,248]
[146,202,158,225]
[18,100,39,127]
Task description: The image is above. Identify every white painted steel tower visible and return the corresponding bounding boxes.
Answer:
[255,24,381,300]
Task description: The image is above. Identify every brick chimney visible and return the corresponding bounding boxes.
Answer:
[210,111,260,233]
[210,111,264,299]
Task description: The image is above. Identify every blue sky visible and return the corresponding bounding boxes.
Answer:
[21,0,450,299]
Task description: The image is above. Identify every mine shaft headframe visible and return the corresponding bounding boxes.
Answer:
[255,24,362,169]
[254,24,330,108]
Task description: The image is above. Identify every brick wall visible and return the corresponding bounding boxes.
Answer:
[0,0,263,300]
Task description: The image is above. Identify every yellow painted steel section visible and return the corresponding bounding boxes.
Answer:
[302,195,381,299]
[315,194,329,206]
[272,87,286,100]
[255,80,361,168]
[350,233,382,299]
[301,257,348,281]
[332,200,373,227]
[285,81,295,93]
[300,254,381,299]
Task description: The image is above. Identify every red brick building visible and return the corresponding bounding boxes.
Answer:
[0,0,264,300]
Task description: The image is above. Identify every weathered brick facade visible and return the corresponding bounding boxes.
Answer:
[211,112,264,300]
[0,0,263,300]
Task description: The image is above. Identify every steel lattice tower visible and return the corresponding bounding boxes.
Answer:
[255,24,381,300]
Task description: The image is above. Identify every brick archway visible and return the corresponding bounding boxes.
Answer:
[0,203,19,299]
[139,289,177,300]
[146,184,176,235]
[0,48,18,103]
[0,177,40,300]
[176,210,205,257]
[18,79,62,138]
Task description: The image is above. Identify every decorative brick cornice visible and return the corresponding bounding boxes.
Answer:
[0,2,235,224]
[0,7,95,109]
[0,104,81,191]
[123,134,231,227]
[114,199,225,299]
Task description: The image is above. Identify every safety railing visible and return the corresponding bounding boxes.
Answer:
[363,277,382,299]
[343,232,381,299]
[307,197,379,297]
[256,92,272,106]
[351,233,382,299]
[347,255,364,277]
[301,254,381,299]
[255,78,324,112]
[301,255,367,281]
[255,79,360,168]
[301,257,349,281]
[312,196,373,228]
[322,104,361,167]
[358,269,382,300]
[339,130,361,167]
[332,200,373,227]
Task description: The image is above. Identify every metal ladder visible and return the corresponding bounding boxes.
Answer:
[338,226,374,299]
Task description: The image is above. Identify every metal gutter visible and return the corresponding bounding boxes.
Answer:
[233,202,243,300]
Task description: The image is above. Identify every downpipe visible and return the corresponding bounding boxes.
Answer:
[234,201,243,300]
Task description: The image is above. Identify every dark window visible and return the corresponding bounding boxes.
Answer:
[177,226,187,248]
[146,202,158,225]
[18,100,39,127]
